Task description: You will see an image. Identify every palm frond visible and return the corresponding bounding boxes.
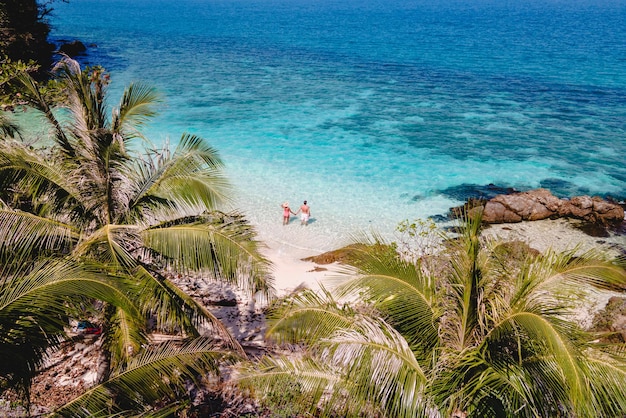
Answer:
[236,355,351,418]
[265,287,358,345]
[320,316,431,418]
[440,333,579,417]
[0,258,139,318]
[0,141,85,217]
[0,257,140,400]
[583,353,626,416]
[55,337,237,417]
[142,216,274,299]
[128,133,230,216]
[174,132,224,170]
[132,266,244,354]
[112,82,160,136]
[54,56,108,135]
[0,210,77,260]
[73,224,141,269]
[443,212,493,351]
[487,310,587,409]
[333,241,439,360]
[12,71,74,156]
[240,316,434,418]
[0,111,21,138]
[551,249,626,292]
[106,306,148,371]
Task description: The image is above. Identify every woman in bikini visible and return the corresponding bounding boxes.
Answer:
[281,202,295,225]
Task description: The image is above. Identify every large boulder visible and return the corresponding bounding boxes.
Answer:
[59,40,86,57]
[475,188,624,225]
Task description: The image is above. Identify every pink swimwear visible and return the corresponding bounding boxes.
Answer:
[283,207,290,217]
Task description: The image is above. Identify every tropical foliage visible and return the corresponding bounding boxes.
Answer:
[0,57,273,414]
[0,0,56,77]
[239,214,626,417]
[53,337,239,417]
[0,255,140,405]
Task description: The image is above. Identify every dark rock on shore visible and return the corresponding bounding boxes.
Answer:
[467,188,624,226]
[573,222,612,238]
[59,40,87,57]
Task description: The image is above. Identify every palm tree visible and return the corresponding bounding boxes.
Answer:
[238,214,626,417]
[0,57,273,409]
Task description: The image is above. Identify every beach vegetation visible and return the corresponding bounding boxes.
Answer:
[0,57,273,415]
[237,213,626,417]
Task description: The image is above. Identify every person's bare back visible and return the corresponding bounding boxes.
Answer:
[297,200,310,225]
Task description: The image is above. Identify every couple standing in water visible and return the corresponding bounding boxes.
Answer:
[281,200,311,226]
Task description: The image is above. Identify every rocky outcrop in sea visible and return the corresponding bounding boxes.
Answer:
[467,188,624,225]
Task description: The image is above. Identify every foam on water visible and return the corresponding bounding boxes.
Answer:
[42,0,626,255]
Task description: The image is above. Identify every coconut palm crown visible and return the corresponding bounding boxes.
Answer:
[239,214,626,418]
[0,57,274,374]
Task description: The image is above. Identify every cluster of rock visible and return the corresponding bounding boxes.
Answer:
[0,335,103,416]
[58,40,87,57]
[467,188,625,225]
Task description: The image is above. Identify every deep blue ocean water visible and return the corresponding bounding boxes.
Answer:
[48,0,626,252]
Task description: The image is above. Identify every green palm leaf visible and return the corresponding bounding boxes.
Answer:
[0,259,138,317]
[112,82,160,136]
[583,353,626,416]
[265,287,358,345]
[128,133,230,217]
[106,305,148,371]
[0,141,84,217]
[12,71,74,156]
[142,217,273,298]
[54,337,238,417]
[55,57,108,134]
[132,266,244,354]
[0,257,140,399]
[0,210,77,260]
[0,111,20,138]
[319,317,431,418]
[73,224,140,269]
[237,356,350,418]
[333,243,439,361]
[242,316,434,418]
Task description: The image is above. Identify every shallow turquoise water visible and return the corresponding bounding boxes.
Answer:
[47,0,626,252]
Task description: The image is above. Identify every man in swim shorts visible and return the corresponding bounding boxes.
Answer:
[297,200,311,225]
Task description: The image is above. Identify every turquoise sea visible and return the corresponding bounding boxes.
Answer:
[48,0,626,253]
